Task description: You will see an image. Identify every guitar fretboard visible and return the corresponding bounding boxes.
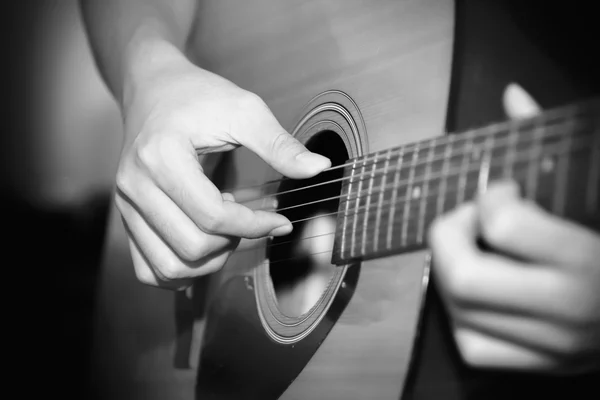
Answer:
[331,98,600,265]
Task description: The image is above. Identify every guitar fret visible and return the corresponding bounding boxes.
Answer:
[350,157,368,258]
[535,123,559,213]
[553,123,573,215]
[417,140,436,243]
[401,144,420,246]
[503,124,518,178]
[341,159,358,259]
[361,152,379,255]
[477,129,494,195]
[456,130,475,205]
[374,148,392,252]
[387,148,404,250]
[331,97,600,266]
[526,119,543,200]
[436,135,454,215]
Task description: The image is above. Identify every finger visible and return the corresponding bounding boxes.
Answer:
[503,82,542,120]
[229,187,278,213]
[120,201,236,282]
[116,184,234,262]
[429,202,572,321]
[428,202,479,281]
[478,180,600,266]
[221,192,235,202]
[435,253,568,322]
[127,236,193,291]
[453,326,562,372]
[454,310,592,362]
[148,138,294,238]
[232,93,331,179]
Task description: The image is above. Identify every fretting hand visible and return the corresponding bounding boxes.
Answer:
[428,84,600,374]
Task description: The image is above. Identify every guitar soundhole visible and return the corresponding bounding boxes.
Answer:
[268,130,348,317]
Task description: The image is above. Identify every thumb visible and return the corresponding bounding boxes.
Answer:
[234,95,331,179]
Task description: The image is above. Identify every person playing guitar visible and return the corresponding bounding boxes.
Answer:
[81,0,600,398]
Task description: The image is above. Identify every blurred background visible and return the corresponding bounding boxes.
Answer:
[3,1,121,397]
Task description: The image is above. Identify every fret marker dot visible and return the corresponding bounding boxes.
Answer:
[541,156,555,173]
[412,186,421,199]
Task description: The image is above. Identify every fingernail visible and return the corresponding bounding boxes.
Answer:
[222,192,236,202]
[269,224,293,236]
[295,152,331,171]
[265,197,278,210]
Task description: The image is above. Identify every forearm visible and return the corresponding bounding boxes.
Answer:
[80,0,197,106]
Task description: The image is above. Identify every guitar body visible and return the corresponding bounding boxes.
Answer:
[89,1,600,399]
[90,1,454,399]
[90,1,452,399]
[187,1,454,399]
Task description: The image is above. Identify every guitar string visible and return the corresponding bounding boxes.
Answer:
[233,117,594,205]
[236,100,599,266]
[265,164,586,266]
[281,141,589,226]
[250,160,557,256]
[231,120,559,199]
[251,135,593,214]
[268,249,335,267]
[238,185,462,259]
[225,100,597,199]
[264,231,336,250]
[271,183,595,265]
[269,134,592,213]
[236,145,588,258]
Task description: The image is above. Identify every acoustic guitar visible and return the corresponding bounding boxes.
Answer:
[88,1,599,399]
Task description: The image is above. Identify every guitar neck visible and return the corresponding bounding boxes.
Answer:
[331,98,600,265]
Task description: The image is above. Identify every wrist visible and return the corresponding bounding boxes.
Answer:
[121,24,189,110]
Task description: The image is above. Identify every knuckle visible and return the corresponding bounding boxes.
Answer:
[270,130,294,155]
[201,210,225,234]
[454,331,484,368]
[238,91,267,110]
[135,142,157,169]
[158,258,185,281]
[115,169,130,194]
[458,344,478,367]
[428,216,448,247]
[481,204,516,246]
[133,265,157,287]
[178,235,208,262]
[444,264,475,304]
